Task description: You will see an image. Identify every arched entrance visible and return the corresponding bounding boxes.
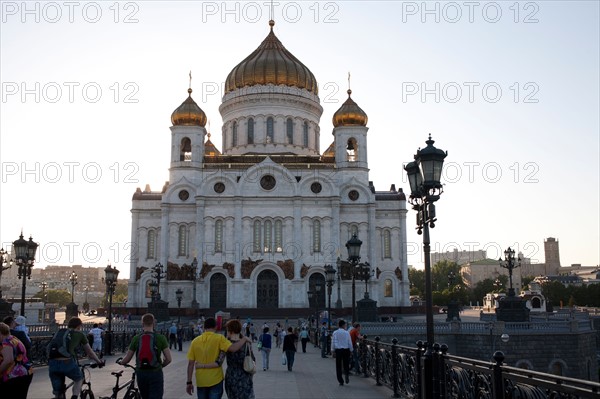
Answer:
[257,270,279,308]
[210,273,227,309]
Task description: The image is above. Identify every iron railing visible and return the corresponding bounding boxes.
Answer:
[359,336,600,398]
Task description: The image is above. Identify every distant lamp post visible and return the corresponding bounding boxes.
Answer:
[0,248,13,319]
[405,135,447,399]
[191,257,199,309]
[104,263,120,355]
[66,271,79,319]
[496,246,529,322]
[493,278,502,292]
[446,271,461,322]
[315,281,322,326]
[345,234,363,323]
[83,285,89,312]
[176,288,183,324]
[335,257,342,308]
[148,262,169,321]
[357,262,374,299]
[499,247,520,297]
[324,265,336,330]
[14,233,39,316]
[489,322,510,357]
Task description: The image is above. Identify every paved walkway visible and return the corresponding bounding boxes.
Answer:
[27,340,392,399]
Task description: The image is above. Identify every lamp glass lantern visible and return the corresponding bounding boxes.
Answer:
[404,160,423,196]
[13,234,29,262]
[346,234,362,262]
[176,288,183,303]
[415,135,447,188]
[325,265,336,284]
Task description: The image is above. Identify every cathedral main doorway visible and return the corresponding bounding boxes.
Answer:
[210,273,227,309]
[257,270,279,308]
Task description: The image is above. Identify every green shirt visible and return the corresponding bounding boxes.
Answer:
[128,332,169,371]
[67,330,88,357]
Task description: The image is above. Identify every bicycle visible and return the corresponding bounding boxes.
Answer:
[57,362,100,399]
[99,357,141,399]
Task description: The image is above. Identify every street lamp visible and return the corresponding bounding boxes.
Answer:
[14,233,39,316]
[324,265,336,331]
[499,247,521,297]
[404,134,447,399]
[346,234,363,323]
[69,271,78,303]
[104,263,120,355]
[357,262,374,299]
[315,281,322,327]
[0,248,13,319]
[176,288,183,324]
[335,257,342,308]
[83,285,89,312]
[191,257,198,308]
[151,262,166,300]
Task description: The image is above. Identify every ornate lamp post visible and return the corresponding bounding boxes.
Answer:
[0,248,13,319]
[357,262,374,299]
[104,263,120,355]
[405,135,447,399]
[176,288,183,324]
[499,247,520,297]
[496,247,529,322]
[191,257,198,308]
[335,257,342,308]
[151,262,165,300]
[315,282,322,326]
[14,233,39,316]
[346,234,363,323]
[66,271,79,319]
[324,265,336,331]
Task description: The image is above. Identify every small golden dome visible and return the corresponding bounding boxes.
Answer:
[332,90,368,127]
[171,88,207,127]
[204,134,221,157]
[322,141,335,158]
[225,21,318,95]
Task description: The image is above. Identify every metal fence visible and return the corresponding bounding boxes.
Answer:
[359,336,600,398]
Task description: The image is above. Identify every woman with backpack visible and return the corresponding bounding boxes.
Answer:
[0,322,33,399]
[257,327,272,371]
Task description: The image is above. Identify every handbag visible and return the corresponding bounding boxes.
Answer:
[257,334,263,350]
[281,352,287,365]
[243,343,256,375]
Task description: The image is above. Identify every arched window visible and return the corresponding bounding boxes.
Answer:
[247,118,254,144]
[384,279,393,297]
[383,230,392,259]
[303,122,309,146]
[147,230,156,259]
[312,219,321,253]
[347,138,357,162]
[263,220,272,252]
[266,117,274,143]
[286,118,294,144]
[274,220,283,252]
[215,220,223,253]
[178,225,187,256]
[232,122,238,147]
[180,137,192,161]
[253,220,261,252]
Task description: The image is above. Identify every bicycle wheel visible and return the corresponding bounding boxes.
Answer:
[81,389,95,399]
[123,389,141,399]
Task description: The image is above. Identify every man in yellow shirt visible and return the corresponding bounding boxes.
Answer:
[185,317,250,398]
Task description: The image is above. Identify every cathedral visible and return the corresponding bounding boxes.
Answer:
[126,20,410,315]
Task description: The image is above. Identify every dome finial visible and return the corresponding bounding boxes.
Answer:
[188,71,193,95]
[269,19,275,30]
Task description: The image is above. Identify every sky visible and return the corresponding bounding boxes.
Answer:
[1,1,598,280]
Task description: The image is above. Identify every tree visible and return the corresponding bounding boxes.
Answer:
[409,268,425,297]
[33,289,71,307]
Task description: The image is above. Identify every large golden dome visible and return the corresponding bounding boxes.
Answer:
[225,21,318,95]
[332,89,368,127]
[171,88,207,127]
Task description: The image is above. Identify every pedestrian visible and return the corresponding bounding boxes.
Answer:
[0,322,33,399]
[119,313,172,399]
[320,322,329,357]
[89,323,104,358]
[282,326,297,372]
[349,323,363,374]
[249,323,256,341]
[2,317,30,358]
[298,327,309,353]
[222,320,255,399]
[257,327,272,371]
[48,317,104,399]
[331,319,352,386]
[13,316,30,346]
[273,323,281,348]
[168,322,178,350]
[177,324,184,352]
[186,317,251,399]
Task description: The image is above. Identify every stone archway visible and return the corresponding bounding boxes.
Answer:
[257,270,279,308]
[210,273,227,309]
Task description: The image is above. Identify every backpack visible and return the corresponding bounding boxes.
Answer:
[47,328,73,359]
[136,332,160,369]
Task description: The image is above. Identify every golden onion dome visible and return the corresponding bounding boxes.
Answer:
[171,88,207,127]
[332,89,368,127]
[225,20,318,95]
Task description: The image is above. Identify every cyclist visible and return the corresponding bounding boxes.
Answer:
[48,317,104,399]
